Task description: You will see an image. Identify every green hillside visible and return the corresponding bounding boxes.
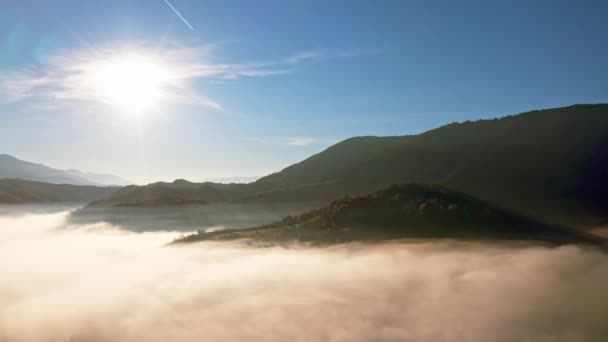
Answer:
[87,104,608,226]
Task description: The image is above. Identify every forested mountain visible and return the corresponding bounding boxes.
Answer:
[174,183,603,245]
[87,104,608,226]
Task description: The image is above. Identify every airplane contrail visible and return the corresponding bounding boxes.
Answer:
[163,0,194,31]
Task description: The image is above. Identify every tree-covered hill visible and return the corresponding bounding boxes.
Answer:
[174,183,604,245]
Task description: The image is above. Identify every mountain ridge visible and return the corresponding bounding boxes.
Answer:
[84,104,608,227]
[0,178,119,203]
[0,154,132,186]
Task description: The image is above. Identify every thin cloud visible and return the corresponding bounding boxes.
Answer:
[284,48,382,66]
[0,42,286,111]
[242,136,334,147]
[284,50,323,65]
[222,69,290,80]
[1,42,382,111]
[287,137,317,146]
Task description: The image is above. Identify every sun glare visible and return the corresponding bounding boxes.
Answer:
[83,53,173,112]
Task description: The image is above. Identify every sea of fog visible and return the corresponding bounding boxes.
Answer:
[1,206,607,342]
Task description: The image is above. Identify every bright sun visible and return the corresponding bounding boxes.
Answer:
[83,53,173,112]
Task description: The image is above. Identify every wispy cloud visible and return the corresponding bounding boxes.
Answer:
[242,136,334,147]
[222,69,290,80]
[284,51,324,65]
[0,42,287,111]
[287,137,317,146]
[1,42,381,111]
[284,48,382,66]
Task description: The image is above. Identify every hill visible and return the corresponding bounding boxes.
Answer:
[0,178,119,203]
[87,104,608,226]
[173,184,604,245]
[0,154,131,186]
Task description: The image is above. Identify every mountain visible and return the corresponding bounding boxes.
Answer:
[251,104,608,225]
[88,179,249,207]
[87,104,608,226]
[64,169,132,186]
[0,178,119,203]
[173,183,604,245]
[0,154,131,186]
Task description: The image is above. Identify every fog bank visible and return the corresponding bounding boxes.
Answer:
[1,210,607,341]
[70,201,324,232]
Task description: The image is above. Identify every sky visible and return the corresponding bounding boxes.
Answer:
[1,0,607,184]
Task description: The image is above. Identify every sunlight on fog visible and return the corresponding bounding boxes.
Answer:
[0,210,607,342]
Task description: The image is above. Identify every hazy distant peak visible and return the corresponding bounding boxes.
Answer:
[64,168,132,186]
[0,154,131,186]
[203,176,261,184]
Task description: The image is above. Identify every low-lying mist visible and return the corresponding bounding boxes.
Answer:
[70,201,324,232]
[1,209,607,341]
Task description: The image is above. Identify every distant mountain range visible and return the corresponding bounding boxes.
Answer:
[0,154,131,186]
[204,176,261,184]
[0,178,119,203]
[173,183,604,246]
[86,104,608,227]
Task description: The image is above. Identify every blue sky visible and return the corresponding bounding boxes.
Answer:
[1,0,607,183]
